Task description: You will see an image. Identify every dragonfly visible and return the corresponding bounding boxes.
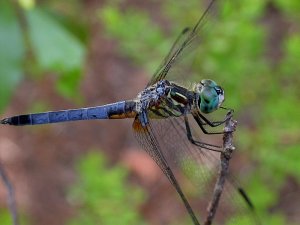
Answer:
[1,0,259,224]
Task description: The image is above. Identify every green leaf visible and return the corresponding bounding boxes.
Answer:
[25,8,85,99]
[0,1,25,111]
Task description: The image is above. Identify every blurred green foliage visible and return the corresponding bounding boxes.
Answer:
[0,210,16,225]
[66,151,147,225]
[0,0,86,109]
[0,1,25,110]
[25,8,85,99]
[0,209,29,225]
[0,0,300,225]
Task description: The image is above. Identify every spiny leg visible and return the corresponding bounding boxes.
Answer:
[195,107,234,128]
[196,111,226,128]
[192,110,235,135]
[192,112,225,135]
[201,121,226,126]
[184,115,223,153]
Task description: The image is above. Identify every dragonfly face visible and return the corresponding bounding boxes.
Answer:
[195,79,225,114]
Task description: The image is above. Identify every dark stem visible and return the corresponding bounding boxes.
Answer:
[204,111,237,225]
[0,161,19,225]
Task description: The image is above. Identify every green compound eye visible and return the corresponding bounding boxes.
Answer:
[198,80,225,114]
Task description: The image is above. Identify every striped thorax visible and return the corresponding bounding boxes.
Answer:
[135,79,225,119]
[135,80,193,119]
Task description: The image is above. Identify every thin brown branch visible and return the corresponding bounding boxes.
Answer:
[204,111,237,225]
[0,161,19,225]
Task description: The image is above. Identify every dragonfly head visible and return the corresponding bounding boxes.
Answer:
[195,79,225,114]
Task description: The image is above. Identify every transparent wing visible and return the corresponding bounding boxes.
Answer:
[147,0,218,87]
[147,27,191,87]
[133,115,260,225]
[132,117,201,225]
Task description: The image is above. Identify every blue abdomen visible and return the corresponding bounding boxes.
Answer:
[2,101,136,126]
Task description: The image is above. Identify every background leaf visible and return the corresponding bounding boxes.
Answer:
[0,1,25,111]
[26,7,85,100]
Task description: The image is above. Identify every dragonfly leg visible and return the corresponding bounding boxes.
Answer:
[201,120,225,126]
[196,111,228,127]
[196,107,234,128]
[192,109,235,134]
[184,115,223,153]
[138,110,149,127]
[192,113,225,135]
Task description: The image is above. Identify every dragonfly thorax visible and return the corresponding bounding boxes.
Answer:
[193,79,225,114]
[135,80,171,112]
[135,80,192,119]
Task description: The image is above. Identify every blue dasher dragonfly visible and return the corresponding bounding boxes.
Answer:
[1,0,260,224]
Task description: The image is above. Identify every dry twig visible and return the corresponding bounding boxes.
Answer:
[0,161,19,225]
[204,111,237,225]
